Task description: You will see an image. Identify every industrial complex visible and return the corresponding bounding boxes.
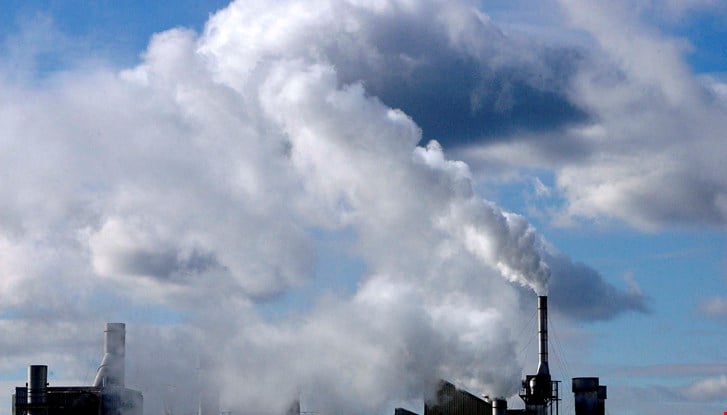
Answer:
[10,296,607,415]
[402,296,607,415]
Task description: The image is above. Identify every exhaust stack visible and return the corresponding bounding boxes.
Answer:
[93,322,126,388]
[27,365,48,405]
[26,365,48,415]
[520,296,555,412]
[537,296,549,376]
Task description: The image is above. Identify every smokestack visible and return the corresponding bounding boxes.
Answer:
[27,365,48,406]
[524,296,552,409]
[94,323,126,388]
[537,296,549,376]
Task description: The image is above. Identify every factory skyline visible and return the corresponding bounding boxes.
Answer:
[12,296,608,415]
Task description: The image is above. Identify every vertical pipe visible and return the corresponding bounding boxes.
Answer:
[537,296,549,375]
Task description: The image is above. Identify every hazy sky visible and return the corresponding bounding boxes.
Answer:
[0,1,725,415]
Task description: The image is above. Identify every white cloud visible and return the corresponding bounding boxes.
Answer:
[538,0,727,228]
[683,375,727,402]
[441,1,727,230]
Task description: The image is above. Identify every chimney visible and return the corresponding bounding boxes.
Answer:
[537,296,549,376]
[93,323,126,388]
[524,296,552,408]
[27,365,48,405]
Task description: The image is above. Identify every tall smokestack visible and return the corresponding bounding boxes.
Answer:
[93,323,126,388]
[522,296,553,411]
[537,296,549,376]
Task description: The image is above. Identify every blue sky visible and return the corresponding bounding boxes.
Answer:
[0,1,725,415]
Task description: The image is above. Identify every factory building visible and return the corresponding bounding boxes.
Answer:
[12,323,142,415]
[396,296,607,415]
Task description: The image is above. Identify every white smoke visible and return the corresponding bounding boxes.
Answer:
[0,1,646,414]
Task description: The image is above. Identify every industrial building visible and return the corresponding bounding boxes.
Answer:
[398,296,607,415]
[12,323,143,415]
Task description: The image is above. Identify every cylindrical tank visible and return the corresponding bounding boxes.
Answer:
[492,398,507,415]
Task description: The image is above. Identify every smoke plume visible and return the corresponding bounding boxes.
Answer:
[0,1,647,414]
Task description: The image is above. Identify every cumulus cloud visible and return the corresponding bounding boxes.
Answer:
[445,0,727,229]
[541,0,727,229]
[0,0,648,414]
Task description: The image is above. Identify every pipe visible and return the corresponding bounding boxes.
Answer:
[537,296,549,376]
[93,323,126,388]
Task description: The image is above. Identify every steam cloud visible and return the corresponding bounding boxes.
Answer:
[0,1,647,414]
